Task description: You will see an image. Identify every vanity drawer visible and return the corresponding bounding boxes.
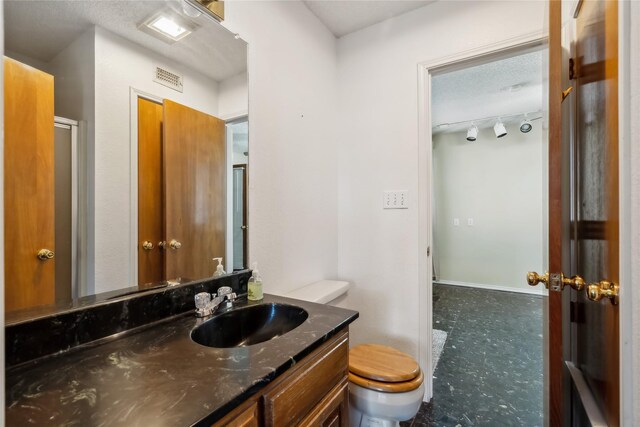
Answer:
[212,401,258,427]
[263,330,349,427]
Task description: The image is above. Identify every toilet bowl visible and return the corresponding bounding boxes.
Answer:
[348,344,425,427]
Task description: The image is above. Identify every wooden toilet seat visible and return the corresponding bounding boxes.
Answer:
[348,344,424,393]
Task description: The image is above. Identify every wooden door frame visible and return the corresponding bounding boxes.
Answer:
[129,88,164,288]
[416,31,546,401]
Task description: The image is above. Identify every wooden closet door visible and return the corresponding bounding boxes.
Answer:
[163,99,225,280]
[4,57,55,312]
[137,98,165,286]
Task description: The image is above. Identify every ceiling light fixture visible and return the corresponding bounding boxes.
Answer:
[466,124,478,142]
[139,9,198,44]
[493,120,507,138]
[519,117,533,133]
[150,16,190,39]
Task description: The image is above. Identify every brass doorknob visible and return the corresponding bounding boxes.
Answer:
[586,280,619,304]
[169,239,182,250]
[527,271,618,304]
[158,241,167,250]
[37,249,55,260]
[142,241,154,250]
[526,271,585,291]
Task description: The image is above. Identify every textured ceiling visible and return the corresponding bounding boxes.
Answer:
[4,0,247,82]
[304,0,435,37]
[432,48,547,134]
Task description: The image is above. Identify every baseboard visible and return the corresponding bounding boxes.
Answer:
[435,279,549,296]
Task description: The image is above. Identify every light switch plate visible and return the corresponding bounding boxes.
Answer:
[383,191,409,209]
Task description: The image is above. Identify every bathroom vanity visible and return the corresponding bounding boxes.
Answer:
[5,274,358,426]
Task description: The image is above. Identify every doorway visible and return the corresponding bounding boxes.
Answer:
[413,33,549,425]
[429,45,547,425]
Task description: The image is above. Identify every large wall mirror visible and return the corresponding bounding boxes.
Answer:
[4,0,248,318]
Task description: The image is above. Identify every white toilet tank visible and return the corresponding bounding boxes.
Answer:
[284,280,350,305]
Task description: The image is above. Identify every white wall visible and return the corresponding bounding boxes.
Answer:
[222,1,339,294]
[336,1,545,355]
[93,26,220,293]
[624,1,640,423]
[218,72,248,119]
[47,28,97,296]
[433,126,546,293]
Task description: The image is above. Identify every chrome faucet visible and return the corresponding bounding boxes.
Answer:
[194,286,237,317]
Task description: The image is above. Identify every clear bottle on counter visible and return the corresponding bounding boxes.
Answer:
[247,262,263,301]
[212,257,226,277]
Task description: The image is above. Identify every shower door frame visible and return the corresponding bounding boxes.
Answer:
[54,116,79,300]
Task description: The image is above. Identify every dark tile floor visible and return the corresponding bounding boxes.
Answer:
[401,284,544,427]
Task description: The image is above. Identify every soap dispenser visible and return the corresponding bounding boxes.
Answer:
[248,262,263,301]
[212,257,226,278]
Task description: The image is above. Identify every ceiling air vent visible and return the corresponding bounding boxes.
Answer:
[154,66,183,92]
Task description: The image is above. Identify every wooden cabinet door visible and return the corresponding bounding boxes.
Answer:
[4,56,55,312]
[299,378,349,427]
[162,99,225,281]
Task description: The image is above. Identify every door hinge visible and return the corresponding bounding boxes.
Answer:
[427,246,431,257]
[569,57,576,80]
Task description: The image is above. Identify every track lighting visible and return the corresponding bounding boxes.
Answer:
[519,118,532,133]
[466,125,478,142]
[493,120,507,138]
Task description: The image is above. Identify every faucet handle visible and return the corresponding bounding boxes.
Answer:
[195,292,211,310]
[217,286,233,297]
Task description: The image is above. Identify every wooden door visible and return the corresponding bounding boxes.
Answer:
[138,97,165,286]
[163,99,225,281]
[570,0,619,424]
[4,57,55,312]
[541,1,620,425]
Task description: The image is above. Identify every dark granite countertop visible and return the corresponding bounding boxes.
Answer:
[6,294,358,426]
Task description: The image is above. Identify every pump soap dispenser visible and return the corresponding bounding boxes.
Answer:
[248,262,263,301]
[212,257,226,278]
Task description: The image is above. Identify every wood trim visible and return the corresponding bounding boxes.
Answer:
[548,1,564,425]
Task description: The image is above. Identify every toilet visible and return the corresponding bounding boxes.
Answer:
[348,344,424,427]
[284,281,424,427]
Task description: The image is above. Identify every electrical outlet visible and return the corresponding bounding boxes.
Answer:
[467,218,474,226]
[453,218,460,226]
[383,191,409,209]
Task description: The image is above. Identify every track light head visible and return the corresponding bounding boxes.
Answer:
[519,118,532,133]
[493,120,507,138]
[466,125,478,142]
